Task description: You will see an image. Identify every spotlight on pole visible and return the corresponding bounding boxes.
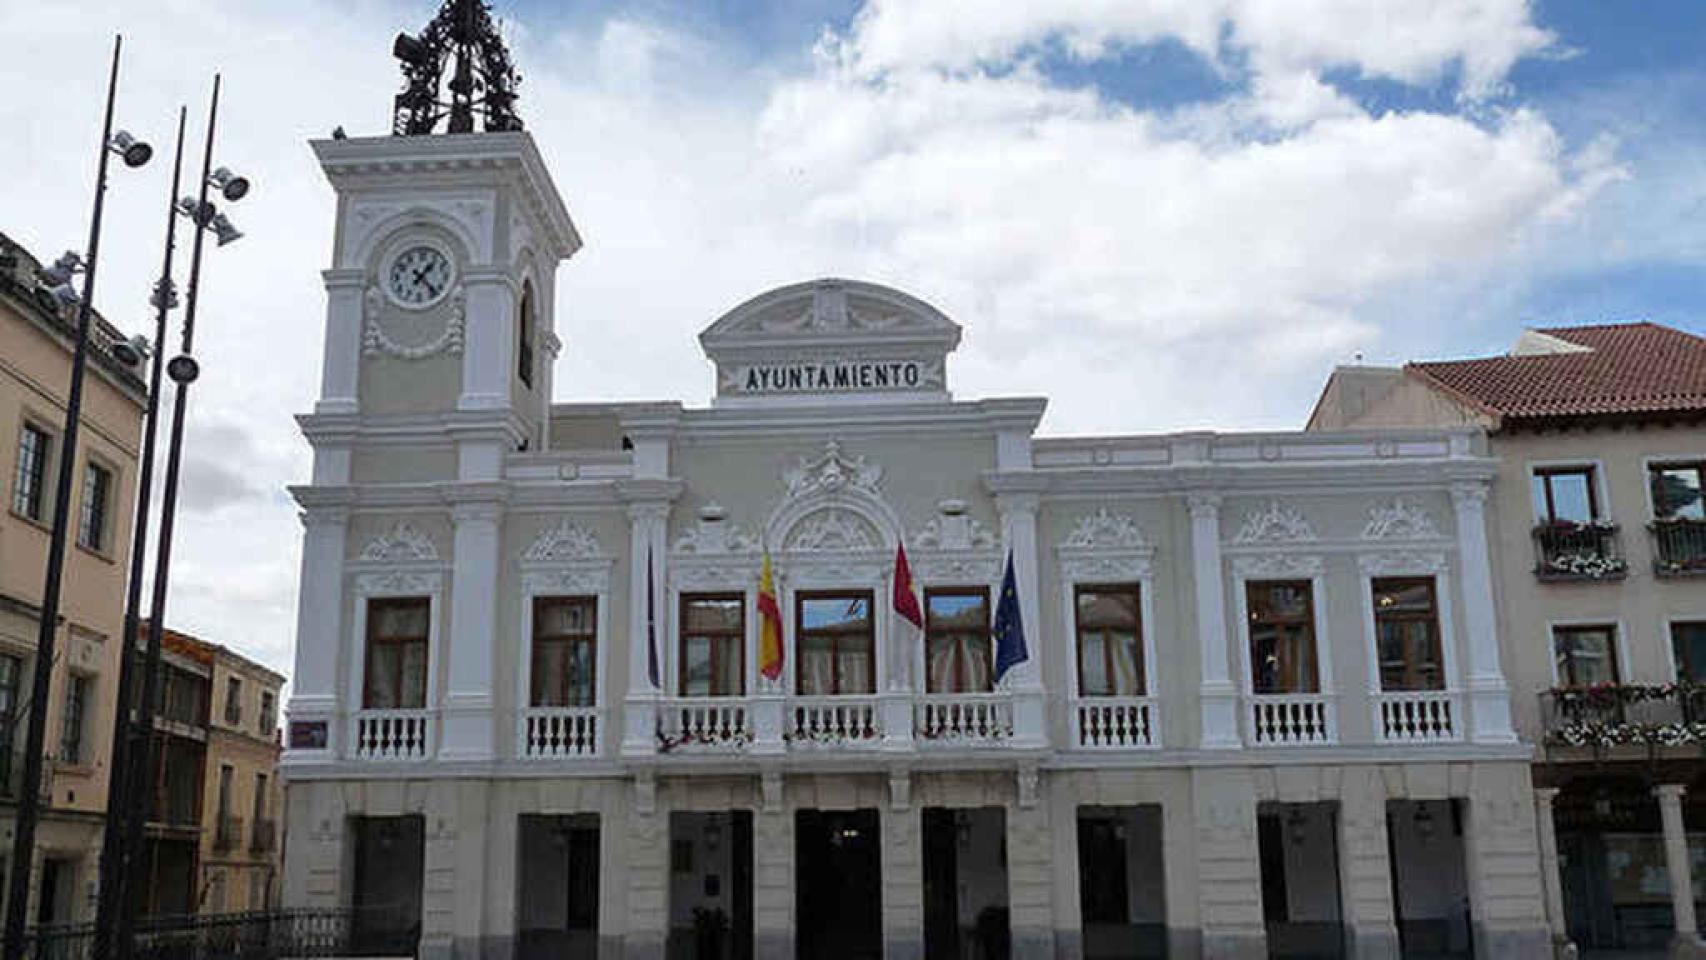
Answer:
[108,129,152,168]
[166,353,199,384]
[208,212,243,247]
[208,166,250,202]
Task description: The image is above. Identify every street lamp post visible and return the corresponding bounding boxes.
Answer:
[90,104,187,960]
[114,73,247,960]
[1,36,151,960]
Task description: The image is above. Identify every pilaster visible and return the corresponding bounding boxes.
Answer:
[1463,763,1551,955]
[316,268,363,415]
[623,502,668,757]
[753,802,795,960]
[1191,767,1265,958]
[286,506,347,760]
[457,273,517,412]
[1008,798,1057,957]
[624,798,667,960]
[996,490,1046,746]
[441,499,501,761]
[1189,493,1239,749]
[881,788,923,960]
[1451,481,1516,743]
[1338,767,1400,959]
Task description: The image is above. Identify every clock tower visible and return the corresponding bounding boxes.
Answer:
[287,0,579,772]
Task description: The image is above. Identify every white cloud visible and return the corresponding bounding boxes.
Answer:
[0,0,1625,677]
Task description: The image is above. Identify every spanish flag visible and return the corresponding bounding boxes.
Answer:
[757,553,784,682]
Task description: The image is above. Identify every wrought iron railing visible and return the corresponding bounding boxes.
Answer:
[1532,521,1627,582]
[1652,518,1706,578]
[1540,683,1706,749]
[21,907,390,960]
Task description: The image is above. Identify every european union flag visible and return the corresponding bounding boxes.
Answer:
[993,549,1028,683]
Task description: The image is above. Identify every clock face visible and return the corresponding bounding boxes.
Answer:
[386,245,453,307]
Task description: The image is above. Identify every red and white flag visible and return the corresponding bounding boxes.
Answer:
[893,542,924,669]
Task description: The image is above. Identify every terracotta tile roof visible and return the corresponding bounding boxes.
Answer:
[1406,322,1706,427]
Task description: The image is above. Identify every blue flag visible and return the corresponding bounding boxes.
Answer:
[993,549,1028,683]
[646,545,660,689]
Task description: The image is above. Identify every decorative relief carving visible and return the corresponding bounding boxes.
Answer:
[1232,500,1317,544]
[672,506,760,555]
[521,567,610,595]
[1232,553,1324,578]
[362,284,466,359]
[912,556,1001,584]
[671,563,758,590]
[784,440,882,500]
[1362,497,1441,540]
[1060,509,1147,551]
[1358,550,1448,575]
[356,570,442,596]
[522,520,605,562]
[358,522,439,563]
[1059,554,1152,582]
[913,508,996,551]
[786,509,878,553]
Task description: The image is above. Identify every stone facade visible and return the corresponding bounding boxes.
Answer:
[280,130,1553,958]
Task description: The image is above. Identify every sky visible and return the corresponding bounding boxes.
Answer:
[1,0,1704,676]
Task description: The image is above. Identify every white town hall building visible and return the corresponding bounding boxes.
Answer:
[278,129,1555,959]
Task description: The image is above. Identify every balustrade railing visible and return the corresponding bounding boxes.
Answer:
[520,706,600,759]
[787,696,880,746]
[1372,690,1461,742]
[1652,519,1706,577]
[657,698,753,752]
[916,693,1013,743]
[1533,521,1627,581]
[1247,694,1335,745]
[352,709,432,761]
[1072,697,1159,749]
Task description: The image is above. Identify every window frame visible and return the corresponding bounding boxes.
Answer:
[56,673,88,766]
[678,592,746,698]
[1370,576,1447,693]
[1672,620,1706,684]
[12,420,53,522]
[259,689,276,734]
[517,280,535,389]
[924,586,992,694]
[1244,579,1321,695]
[1550,622,1623,688]
[1649,460,1706,521]
[794,589,876,696]
[529,595,599,708]
[1072,582,1146,698]
[361,597,432,710]
[1531,463,1602,524]
[224,676,243,725]
[76,459,113,552]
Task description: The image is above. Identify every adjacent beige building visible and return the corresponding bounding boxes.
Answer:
[0,230,147,925]
[1312,322,1706,956]
[201,638,284,914]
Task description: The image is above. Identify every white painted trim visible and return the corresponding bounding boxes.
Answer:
[1057,570,1160,710]
[346,567,446,757]
[911,556,1003,696]
[516,564,614,713]
[1544,616,1630,687]
[1230,558,1333,697]
[1356,555,1462,697]
[1641,453,1706,521]
[1525,456,1612,523]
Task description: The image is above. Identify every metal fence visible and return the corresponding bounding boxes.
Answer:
[22,908,381,960]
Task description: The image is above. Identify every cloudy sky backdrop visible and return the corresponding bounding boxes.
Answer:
[2,0,1703,674]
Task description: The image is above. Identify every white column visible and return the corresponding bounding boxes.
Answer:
[997,491,1046,747]
[1452,481,1516,743]
[316,269,362,415]
[441,500,501,761]
[285,506,346,760]
[1189,493,1239,748]
[1533,788,1572,950]
[622,503,667,757]
[1656,784,1700,941]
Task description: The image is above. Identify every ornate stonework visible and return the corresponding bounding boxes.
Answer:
[672,506,760,555]
[362,284,466,359]
[358,521,439,563]
[1232,553,1324,578]
[784,440,883,501]
[1358,550,1449,575]
[912,508,996,551]
[1232,500,1317,544]
[522,519,605,562]
[786,509,879,553]
[1059,509,1147,551]
[1362,497,1441,540]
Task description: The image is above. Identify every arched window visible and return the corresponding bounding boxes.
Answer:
[517,281,535,388]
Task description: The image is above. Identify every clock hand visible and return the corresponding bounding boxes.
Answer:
[413,264,432,286]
